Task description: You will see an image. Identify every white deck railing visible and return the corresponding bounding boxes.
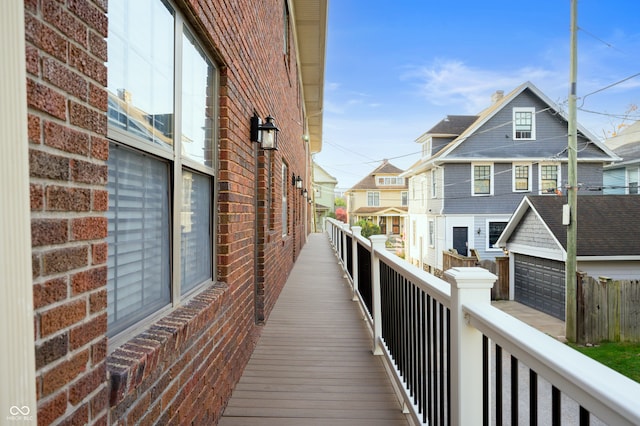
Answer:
[326,218,640,426]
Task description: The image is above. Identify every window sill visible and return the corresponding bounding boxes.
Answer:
[106,281,229,407]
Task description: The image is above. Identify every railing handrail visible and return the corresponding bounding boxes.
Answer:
[465,302,640,426]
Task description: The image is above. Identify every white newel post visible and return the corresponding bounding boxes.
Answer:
[445,267,496,426]
[341,223,349,264]
[350,226,362,301]
[370,235,388,356]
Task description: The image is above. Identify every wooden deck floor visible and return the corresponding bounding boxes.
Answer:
[219,233,409,426]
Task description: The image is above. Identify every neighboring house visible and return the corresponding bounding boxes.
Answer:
[346,160,408,236]
[312,161,338,231]
[3,1,327,424]
[603,121,640,194]
[403,81,619,275]
[496,195,640,320]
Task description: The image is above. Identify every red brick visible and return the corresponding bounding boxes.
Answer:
[70,265,106,295]
[69,101,107,135]
[127,392,151,425]
[45,186,91,212]
[69,313,107,350]
[25,14,68,63]
[89,31,107,62]
[71,217,107,242]
[40,299,87,337]
[59,403,88,426]
[32,219,68,247]
[28,114,41,144]
[42,246,89,276]
[37,391,67,426]
[33,277,68,309]
[89,82,107,111]
[92,337,108,365]
[41,349,89,395]
[31,184,44,211]
[92,189,108,212]
[35,333,69,370]
[89,289,107,314]
[26,44,40,76]
[71,159,108,184]
[43,0,88,48]
[69,362,107,405]
[42,57,87,101]
[91,136,109,161]
[68,0,108,37]
[69,43,107,86]
[26,78,67,120]
[91,242,108,264]
[30,149,70,181]
[44,120,90,156]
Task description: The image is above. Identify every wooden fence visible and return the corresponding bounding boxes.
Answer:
[443,251,510,300]
[577,274,640,344]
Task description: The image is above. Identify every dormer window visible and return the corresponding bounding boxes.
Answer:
[377,177,405,186]
[513,107,535,140]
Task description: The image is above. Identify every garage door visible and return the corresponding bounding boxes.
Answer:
[514,254,565,320]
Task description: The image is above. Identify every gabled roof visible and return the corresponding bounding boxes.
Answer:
[349,160,407,191]
[415,115,479,141]
[498,195,640,257]
[606,141,640,168]
[404,81,620,177]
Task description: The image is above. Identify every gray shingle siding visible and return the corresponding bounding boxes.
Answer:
[510,209,558,250]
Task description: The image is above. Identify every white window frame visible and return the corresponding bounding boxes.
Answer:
[367,191,380,207]
[428,220,435,247]
[512,162,532,192]
[539,163,561,195]
[485,219,508,251]
[401,191,408,206]
[513,107,536,140]
[106,0,218,345]
[472,163,494,196]
[431,169,437,199]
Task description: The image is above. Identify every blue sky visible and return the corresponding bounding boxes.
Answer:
[314,1,640,190]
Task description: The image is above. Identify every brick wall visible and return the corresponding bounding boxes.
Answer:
[26,0,310,424]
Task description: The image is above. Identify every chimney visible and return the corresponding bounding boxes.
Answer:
[491,90,504,104]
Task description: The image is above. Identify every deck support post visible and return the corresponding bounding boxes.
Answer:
[370,235,388,356]
[446,267,496,426]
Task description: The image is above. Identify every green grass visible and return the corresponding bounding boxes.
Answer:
[569,342,640,383]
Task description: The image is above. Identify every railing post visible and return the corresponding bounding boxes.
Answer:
[341,223,349,266]
[370,235,387,356]
[445,267,497,426]
[350,226,361,301]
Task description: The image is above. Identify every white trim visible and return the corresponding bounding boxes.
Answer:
[1,0,37,418]
[505,243,566,262]
[538,162,562,195]
[484,218,509,252]
[471,162,494,196]
[512,107,536,140]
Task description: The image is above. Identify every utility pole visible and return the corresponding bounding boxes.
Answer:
[566,0,578,342]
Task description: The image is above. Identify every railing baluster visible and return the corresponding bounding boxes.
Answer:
[579,406,590,426]
[511,355,519,424]
[483,336,489,426]
[530,370,538,426]
[496,344,503,426]
[552,386,561,426]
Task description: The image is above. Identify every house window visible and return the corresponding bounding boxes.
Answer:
[487,221,507,250]
[627,168,638,194]
[513,163,531,192]
[107,0,217,338]
[513,107,535,139]
[473,164,492,195]
[428,220,435,246]
[401,191,408,206]
[431,169,437,198]
[367,191,380,207]
[282,163,288,236]
[377,177,405,186]
[412,220,416,246]
[540,164,560,194]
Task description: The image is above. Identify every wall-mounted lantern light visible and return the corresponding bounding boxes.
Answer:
[302,189,308,198]
[295,176,303,189]
[250,114,279,150]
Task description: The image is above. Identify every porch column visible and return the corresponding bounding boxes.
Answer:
[446,267,496,426]
[1,0,38,421]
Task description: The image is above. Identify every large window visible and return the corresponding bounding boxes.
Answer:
[472,164,493,196]
[513,163,531,192]
[367,191,380,207]
[487,221,508,250]
[540,164,560,194]
[513,107,535,140]
[107,0,217,338]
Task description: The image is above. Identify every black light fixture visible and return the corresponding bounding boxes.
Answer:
[295,176,302,189]
[302,188,308,198]
[250,114,279,150]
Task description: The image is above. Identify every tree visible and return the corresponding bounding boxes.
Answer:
[355,219,380,238]
[334,197,346,207]
[602,104,638,139]
[335,207,347,222]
